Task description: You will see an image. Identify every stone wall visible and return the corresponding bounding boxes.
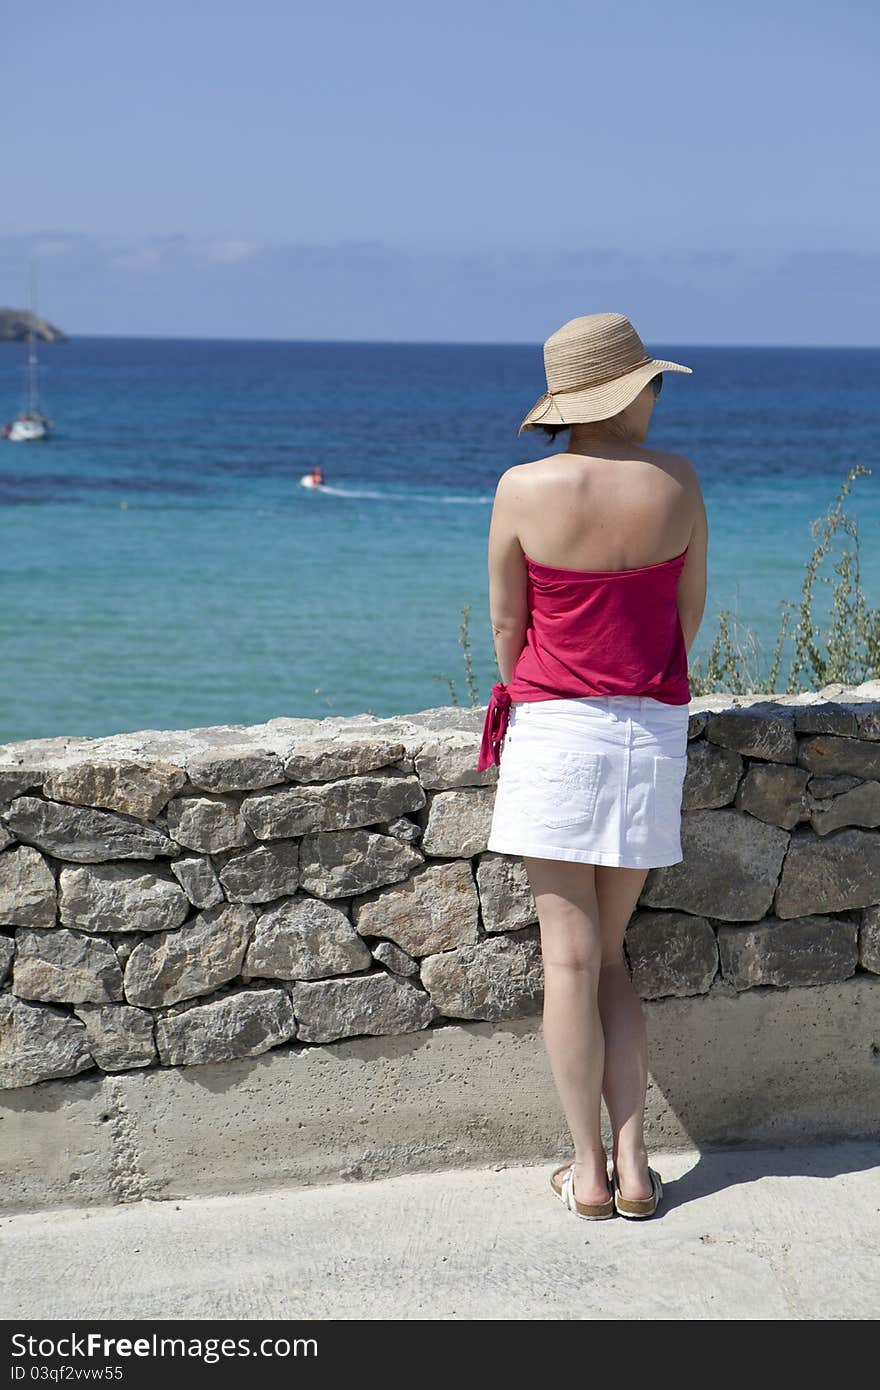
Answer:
[2,682,880,1093]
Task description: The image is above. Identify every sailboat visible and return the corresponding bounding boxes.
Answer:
[3,263,52,442]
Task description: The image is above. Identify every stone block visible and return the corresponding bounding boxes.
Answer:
[1,796,176,862]
[0,844,56,928]
[809,781,880,835]
[797,735,880,781]
[859,905,880,973]
[217,839,300,903]
[793,704,860,736]
[124,902,256,1007]
[734,763,810,828]
[282,736,408,783]
[625,911,718,998]
[370,940,418,976]
[705,706,798,763]
[351,860,479,955]
[298,829,422,899]
[169,854,225,909]
[420,787,495,857]
[59,861,190,933]
[288,970,435,1042]
[73,1002,157,1071]
[775,827,880,917]
[42,759,186,819]
[420,928,544,1021]
[185,746,285,793]
[641,809,789,921]
[240,770,425,838]
[0,994,94,1089]
[475,853,538,934]
[680,739,743,809]
[414,732,491,790]
[242,895,370,981]
[164,794,253,854]
[718,915,858,989]
[13,927,123,1005]
[155,987,297,1065]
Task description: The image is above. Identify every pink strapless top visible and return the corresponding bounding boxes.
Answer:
[476,546,691,772]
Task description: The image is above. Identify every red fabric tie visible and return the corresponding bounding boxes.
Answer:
[476,681,512,772]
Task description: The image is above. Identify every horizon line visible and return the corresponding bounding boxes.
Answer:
[0,330,877,350]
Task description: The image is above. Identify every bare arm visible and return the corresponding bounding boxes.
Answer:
[677,460,708,655]
[486,467,530,683]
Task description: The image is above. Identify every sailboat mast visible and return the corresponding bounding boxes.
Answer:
[5,253,51,440]
[27,259,39,414]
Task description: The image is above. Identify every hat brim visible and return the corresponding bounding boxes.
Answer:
[517,358,693,435]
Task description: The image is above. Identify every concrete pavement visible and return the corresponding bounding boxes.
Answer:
[1,1141,877,1320]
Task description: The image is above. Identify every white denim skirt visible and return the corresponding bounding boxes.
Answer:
[485,694,691,869]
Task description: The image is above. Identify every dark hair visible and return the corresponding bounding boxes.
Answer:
[537,409,632,446]
[539,424,571,444]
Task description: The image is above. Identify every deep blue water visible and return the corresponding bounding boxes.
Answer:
[1,336,878,743]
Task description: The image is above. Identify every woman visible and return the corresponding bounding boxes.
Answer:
[478,312,707,1220]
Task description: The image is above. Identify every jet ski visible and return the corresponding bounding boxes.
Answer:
[300,467,326,489]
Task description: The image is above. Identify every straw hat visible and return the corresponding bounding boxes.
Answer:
[518,312,692,434]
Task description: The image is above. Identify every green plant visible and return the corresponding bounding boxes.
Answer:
[689,465,878,694]
[434,600,492,707]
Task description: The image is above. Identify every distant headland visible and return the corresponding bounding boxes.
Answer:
[0,308,67,343]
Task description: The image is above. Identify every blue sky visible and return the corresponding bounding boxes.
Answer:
[4,0,878,343]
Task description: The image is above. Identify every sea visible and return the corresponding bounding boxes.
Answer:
[1,336,878,745]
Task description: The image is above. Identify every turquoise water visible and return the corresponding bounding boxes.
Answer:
[1,337,878,743]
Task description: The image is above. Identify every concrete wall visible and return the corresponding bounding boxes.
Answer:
[1,979,876,1214]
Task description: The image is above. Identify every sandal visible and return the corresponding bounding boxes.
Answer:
[610,1163,663,1219]
[550,1162,615,1220]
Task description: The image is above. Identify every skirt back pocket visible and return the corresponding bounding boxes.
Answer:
[532,750,604,830]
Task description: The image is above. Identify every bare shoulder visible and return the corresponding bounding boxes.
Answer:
[494,460,540,497]
[643,448,706,553]
[642,445,697,476]
[655,451,708,551]
[497,454,569,498]
[645,448,704,504]
[499,457,553,479]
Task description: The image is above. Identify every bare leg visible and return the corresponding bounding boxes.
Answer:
[594,864,653,1200]
[522,855,610,1205]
